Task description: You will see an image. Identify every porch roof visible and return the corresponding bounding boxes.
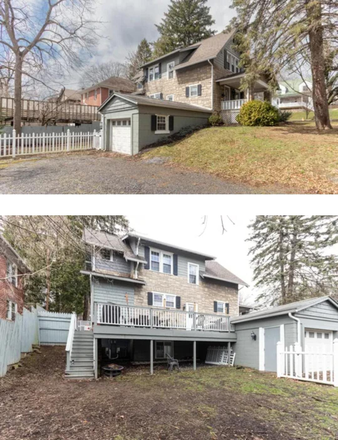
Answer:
[81,270,146,285]
[216,73,269,91]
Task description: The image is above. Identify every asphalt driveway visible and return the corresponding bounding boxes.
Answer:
[0,151,259,194]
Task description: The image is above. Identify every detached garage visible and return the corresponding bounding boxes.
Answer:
[99,93,212,156]
[231,296,338,373]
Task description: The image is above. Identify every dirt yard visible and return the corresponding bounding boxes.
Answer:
[1,347,338,440]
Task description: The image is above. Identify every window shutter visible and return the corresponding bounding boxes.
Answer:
[151,115,157,132]
[145,68,149,82]
[158,63,162,78]
[186,87,190,98]
[169,116,174,131]
[144,246,150,269]
[224,50,228,69]
[214,301,218,313]
[198,85,202,96]
[226,303,230,315]
[160,93,163,100]
[176,296,181,310]
[173,254,178,276]
[148,292,153,306]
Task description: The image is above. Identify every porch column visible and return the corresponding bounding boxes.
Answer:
[193,341,197,371]
[150,340,154,375]
[94,338,98,379]
[228,342,232,368]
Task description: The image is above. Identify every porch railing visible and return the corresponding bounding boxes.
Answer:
[95,303,233,333]
[65,312,77,370]
[222,99,247,111]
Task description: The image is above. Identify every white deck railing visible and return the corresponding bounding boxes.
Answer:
[95,303,233,333]
[277,341,338,387]
[222,99,247,111]
[0,129,101,159]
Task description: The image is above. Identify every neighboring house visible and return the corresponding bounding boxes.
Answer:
[48,88,82,104]
[65,229,248,379]
[272,79,313,112]
[232,296,338,373]
[0,235,30,322]
[98,32,271,155]
[81,77,136,107]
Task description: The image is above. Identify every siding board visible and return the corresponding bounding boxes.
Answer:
[92,278,135,305]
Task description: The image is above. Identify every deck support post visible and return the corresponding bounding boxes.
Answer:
[193,341,197,371]
[94,338,98,379]
[228,342,231,367]
[150,340,154,375]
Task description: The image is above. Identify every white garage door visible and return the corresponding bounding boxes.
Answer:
[305,329,333,371]
[111,120,131,154]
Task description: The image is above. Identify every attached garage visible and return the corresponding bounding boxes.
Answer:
[231,296,338,373]
[99,93,212,156]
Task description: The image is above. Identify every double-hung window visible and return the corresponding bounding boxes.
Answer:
[150,93,162,100]
[189,85,198,97]
[153,292,176,308]
[6,300,17,321]
[215,301,229,314]
[150,249,173,274]
[167,62,175,79]
[6,261,18,287]
[188,263,199,285]
[155,115,169,134]
[167,95,174,101]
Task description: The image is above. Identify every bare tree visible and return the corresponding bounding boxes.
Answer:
[78,61,129,89]
[0,0,100,133]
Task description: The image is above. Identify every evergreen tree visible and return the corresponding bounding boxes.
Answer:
[153,0,215,58]
[229,0,337,130]
[2,216,130,318]
[248,216,338,306]
[126,39,153,79]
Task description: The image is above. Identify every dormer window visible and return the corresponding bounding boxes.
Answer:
[150,249,173,274]
[100,249,113,261]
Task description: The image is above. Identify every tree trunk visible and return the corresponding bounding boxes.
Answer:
[287,218,298,301]
[306,1,332,130]
[14,55,23,134]
[279,221,287,304]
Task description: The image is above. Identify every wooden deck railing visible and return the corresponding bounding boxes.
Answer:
[0,97,100,123]
[95,303,233,333]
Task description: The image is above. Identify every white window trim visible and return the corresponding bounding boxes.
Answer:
[167,62,175,79]
[166,94,174,101]
[188,263,199,285]
[150,248,174,274]
[215,300,229,314]
[7,261,18,287]
[153,292,177,309]
[149,65,160,81]
[99,248,114,262]
[149,93,162,100]
[188,84,199,98]
[155,115,170,135]
[6,300,17,321]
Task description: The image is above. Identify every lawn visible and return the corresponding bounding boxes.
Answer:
[1,347,338,440]
[289,109,338,121]
[142,123,338,194]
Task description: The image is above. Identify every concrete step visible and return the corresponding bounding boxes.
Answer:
[72,348,93,354]
[67,366,94,372]
[71,360,93,366]
[73,342,93,346]
[65,372,95,380]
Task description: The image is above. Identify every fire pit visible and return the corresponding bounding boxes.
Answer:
[102,364,124,378]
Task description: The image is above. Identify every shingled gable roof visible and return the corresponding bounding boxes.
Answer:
[98,93,212,113]
[203,261,249,287]
[231,296,338,324]
[82,229,146,264]
[81,77,135,94]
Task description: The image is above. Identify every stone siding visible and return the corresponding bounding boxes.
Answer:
[0,255,24,320]
[134,267,239,317]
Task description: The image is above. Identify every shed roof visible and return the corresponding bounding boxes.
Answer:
[231,296,338,324]
[99,93,212,113]
[203,261,249,287]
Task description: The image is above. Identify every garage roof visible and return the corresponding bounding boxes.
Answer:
[231,296,338,324]
[99,93,213,114]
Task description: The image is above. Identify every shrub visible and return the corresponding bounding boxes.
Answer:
[236,100,280,126]
[209,112,223,126]
[278,111,292,123]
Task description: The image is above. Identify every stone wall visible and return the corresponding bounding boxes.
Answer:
[134,267,239,317]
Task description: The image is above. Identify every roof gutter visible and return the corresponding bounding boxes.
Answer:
[208,59,214,111]
[288,312,301,345]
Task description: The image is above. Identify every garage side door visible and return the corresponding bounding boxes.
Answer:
[112,120,131,155]
[265,327,281,372]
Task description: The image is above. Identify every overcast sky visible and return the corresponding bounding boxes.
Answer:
[128,214,256,305]
[65,0,235,88]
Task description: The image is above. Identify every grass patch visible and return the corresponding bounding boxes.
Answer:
[142,123,338,194]
[289,109,338,121]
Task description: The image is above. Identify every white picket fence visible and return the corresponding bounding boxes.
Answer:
[0,129,101,159]
[277,340,338,387]
[0,307,39,377]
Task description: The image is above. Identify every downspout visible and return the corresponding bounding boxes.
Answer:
[288,312,301,345]
[208,59,214,111]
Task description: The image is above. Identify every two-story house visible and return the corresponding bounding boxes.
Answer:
[65,229,248,379]
[272,79,314,113]
[0,235,30,322]
[81,77,136,107]
[98,32,271,155]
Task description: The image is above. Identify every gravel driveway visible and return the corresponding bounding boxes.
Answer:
[0,151,258,194]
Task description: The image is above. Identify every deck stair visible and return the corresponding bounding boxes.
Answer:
[65,330,95,379]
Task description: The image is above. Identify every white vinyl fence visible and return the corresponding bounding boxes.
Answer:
[0,129,101,159]
[0,307,39,377]
[277,340,338,387]
[38,310,72,345]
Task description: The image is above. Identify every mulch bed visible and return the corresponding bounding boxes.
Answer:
[0,347,337,440]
